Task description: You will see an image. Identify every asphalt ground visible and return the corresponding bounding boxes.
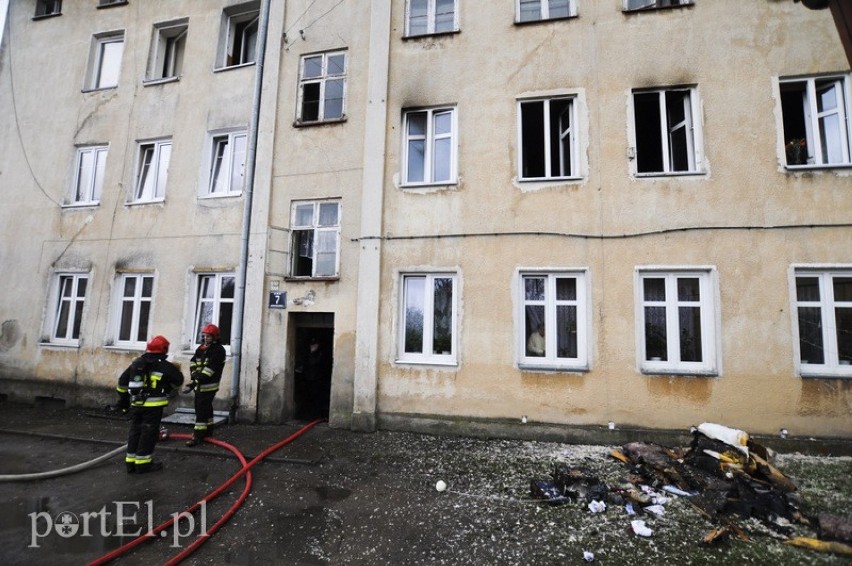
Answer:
[1,401,850,565]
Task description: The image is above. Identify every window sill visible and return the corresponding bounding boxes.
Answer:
[634,171,706,178]
[519,364,588,373]
[514,15,578,26]
[640,367,717,377]
[402,30,461,41]
[97,1,129,9]
[143,76,180,87]
[395,358,458,368]
[293,117,347,128]
[284,276,340,283]
[213,62,257,73]
[81,86,118,94]
[199,192,242,201]
[38,341,81,350]
[127,198,166,206]
[800,367,852,379]
[103,344,145,354]
[61,202,101,209]
[785,163,852,172]
[401,181,458,190]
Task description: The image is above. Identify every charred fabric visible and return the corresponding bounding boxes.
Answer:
[529,422,852,555]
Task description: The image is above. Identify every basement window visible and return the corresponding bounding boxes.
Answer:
[34,0,62,18]
[624,0,693,11]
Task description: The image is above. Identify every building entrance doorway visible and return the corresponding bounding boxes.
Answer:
[291,313,334,421]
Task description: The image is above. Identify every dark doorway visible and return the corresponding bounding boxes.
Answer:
[292,314,334,421]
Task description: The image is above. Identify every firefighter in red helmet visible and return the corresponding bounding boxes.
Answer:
[184,323,226,447]
[116,335,184,473]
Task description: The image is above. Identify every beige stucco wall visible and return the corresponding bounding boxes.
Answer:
[372,1,852,436]
[0,1,257,406]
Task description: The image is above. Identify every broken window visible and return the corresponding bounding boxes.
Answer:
[780,75,852,167]
[624,0,693,11]
[35,0,62,17]
[193,273,234,347]
[86,32,124,90]
[795,269,852,375]
[207,131,247,196]
[632,87,703,175]
[146,20,188,82]
[400,273,457,363]
[49,273,88,344]
[290,201,341,278]
[218,2,259,69]
[133,139,171,202]
[405,0,458,37]
[70,145,108,206]
[402,107,457,186]
[637,269,717,374]
[112,273,154,347]
[297,51,347,123]
[520,272,588,368]
[519,97,578,180]
[517,0,575,23]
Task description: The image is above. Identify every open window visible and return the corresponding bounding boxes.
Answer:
[206,130,247,197]
[290,200,341,278]
[146,20,188,82]
[624,0,693,11]
[192,273,235,348]
[34,0,62,18]
[217,2,260,69]
[133,139,171,203]
[780,74,852,167]
[631,86,704,175]
[68,145,108,206]
[45,273,89,345]
[297,51,347,123]
[518,96,579,180]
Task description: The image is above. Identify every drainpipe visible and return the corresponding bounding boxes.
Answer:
[230,0,271,422]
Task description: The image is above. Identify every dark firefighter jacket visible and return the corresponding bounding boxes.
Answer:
[116,353,184,408]
[189,341,226,393]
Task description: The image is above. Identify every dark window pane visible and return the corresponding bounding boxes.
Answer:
[432,278,453,355]
[634,92,663,173]
[643,278,666,301]
[798,306,824,364]
[302,83,320,121]
[556,304,577,359]
[833,277,852,302]
[796,277,820,301]
[645,306,667,360]
[677,278,700,301]
[525,305,545,357]
[556,277,576,301]
[679,306,702,362]
[521,101,545,178]
[835,307,852,365]
[137,302,150,342]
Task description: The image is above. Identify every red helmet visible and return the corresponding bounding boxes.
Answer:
[146,335,170,354]
[201,324,220,338]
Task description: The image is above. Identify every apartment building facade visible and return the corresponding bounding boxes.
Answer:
[0,0,850,438]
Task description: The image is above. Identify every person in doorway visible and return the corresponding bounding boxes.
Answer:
[303,337,330,418]
[184,324,227,447]
[116,335,184,474]
[527,324,545,356]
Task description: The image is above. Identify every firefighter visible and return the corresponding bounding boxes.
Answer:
[184,324,226,447]
[116,335,184,474]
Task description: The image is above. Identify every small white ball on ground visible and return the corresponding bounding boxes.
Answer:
[435,480,447,492]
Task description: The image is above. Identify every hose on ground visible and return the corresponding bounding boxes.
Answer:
[0,444,128,482]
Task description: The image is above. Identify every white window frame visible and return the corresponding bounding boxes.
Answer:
[635,267,719,375]
[297,50,347,124]
[217,3,260,69]
[133,139,171,203]
[146,20,188,82]
[517,95,580,181]
[518,270,589,370]
[516,0,577,23]
[791,266,852,378]
[398,272,458,365]
[779,74,852,168]
[623,0,693,11]
[86,31,125,90]
[69,145,108,206]
[402,107,458,187]
[191,272,235,350]
[630,86,704,176]
[205,130,247,197]
[405,0,459,37]
[46,273,89,346]
[35,0,62,17]
[110,273,155,349]
[289,200,341,279]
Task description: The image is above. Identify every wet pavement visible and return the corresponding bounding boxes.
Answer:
[1,401,851,565]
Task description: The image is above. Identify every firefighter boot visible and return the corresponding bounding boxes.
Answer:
[135,461,164,474]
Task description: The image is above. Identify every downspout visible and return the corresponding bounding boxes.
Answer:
[230,0,271,421]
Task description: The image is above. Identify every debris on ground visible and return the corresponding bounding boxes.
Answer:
[529,422,851,557]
